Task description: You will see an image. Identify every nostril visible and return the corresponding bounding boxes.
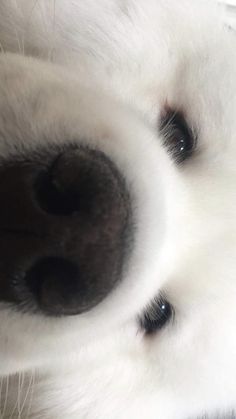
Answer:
[35,169,81,216]
[34,151,83,216]
[25,257,83,315]
[34,148,122,217]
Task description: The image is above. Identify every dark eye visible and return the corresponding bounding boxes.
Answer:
[159,109,196,163]
[139,296,173,335]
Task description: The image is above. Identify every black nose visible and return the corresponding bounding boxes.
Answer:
[0,146,132,315]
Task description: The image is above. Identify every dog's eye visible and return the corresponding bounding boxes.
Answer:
[159,109,196,163]
[139,296,173,334]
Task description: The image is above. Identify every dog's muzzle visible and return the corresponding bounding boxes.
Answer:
[0,146,132,316]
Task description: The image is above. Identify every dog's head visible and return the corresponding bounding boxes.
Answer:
[0,2,236,419]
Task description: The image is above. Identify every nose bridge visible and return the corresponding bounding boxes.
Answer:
[166,169,236,259]
[185,170,236,226]
[0,146,133,315]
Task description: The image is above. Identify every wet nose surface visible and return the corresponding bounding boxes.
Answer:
[0,146,133,315]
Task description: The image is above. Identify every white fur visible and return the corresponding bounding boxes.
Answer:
[0,1,236,418]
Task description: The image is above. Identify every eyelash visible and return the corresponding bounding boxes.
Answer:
[159,109,197,164]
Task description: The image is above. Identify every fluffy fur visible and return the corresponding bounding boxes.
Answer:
[0,1,236,418]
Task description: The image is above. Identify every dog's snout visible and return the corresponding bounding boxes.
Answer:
[0,147,132,315]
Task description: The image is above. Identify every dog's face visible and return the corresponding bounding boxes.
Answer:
[0,53,177,372]
[1,2,236,419]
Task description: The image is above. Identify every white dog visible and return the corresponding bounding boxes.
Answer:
[0,1,235,418]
